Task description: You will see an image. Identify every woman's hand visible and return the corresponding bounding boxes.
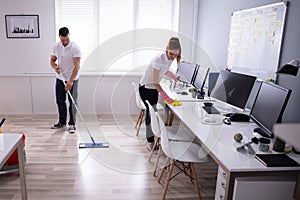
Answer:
[159,90,174,104]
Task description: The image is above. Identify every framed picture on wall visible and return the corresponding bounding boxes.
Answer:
[5,15,40,38]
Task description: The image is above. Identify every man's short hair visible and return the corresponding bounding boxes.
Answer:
[59,27,69,37]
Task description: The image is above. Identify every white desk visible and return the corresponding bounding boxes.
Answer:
[0,133,27,200]
[165,101,300,200]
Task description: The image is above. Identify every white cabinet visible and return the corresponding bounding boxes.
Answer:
[214,166,227,200]
[215,166,296,200]
[233,176,296,200]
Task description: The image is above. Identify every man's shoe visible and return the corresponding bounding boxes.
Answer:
[51,122,66,129]
[69,125,76,133]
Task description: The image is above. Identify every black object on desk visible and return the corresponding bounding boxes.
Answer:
[222,113,250,125]
[228,113,250,122]
[202,106,220,114]
[197,90,206,99]
[255,154,300,167]
[203,102,213,107]
[223,118,231,125]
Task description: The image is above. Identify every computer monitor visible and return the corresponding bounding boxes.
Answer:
[250,81,291,138]
[192,67,210,99]
[176,61,198,84]
[207,72,219,97]
[210,70,257,109]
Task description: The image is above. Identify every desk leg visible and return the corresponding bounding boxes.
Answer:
[296,172,300,199]
[18,141,28,200]
[164,104,174,126]
[224,172,236,200]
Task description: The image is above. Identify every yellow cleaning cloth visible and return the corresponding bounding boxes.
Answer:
[164,99,182,106]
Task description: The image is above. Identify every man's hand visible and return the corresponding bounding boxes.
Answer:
[65,80,73,91]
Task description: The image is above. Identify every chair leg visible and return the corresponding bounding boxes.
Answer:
[190,163,202,200]
[162,161,175,200]
[153,144,162,176]
[181,162,186,171]
[158,157,169,183]
[189,163,193,183]
[135,109,144,136]
[148,137,159,162]
[135,109,142,128]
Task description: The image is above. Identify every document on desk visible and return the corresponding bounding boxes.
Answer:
[255,154,300,167]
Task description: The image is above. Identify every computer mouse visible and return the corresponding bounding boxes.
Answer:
[181,91,188,95]
[223,118,231,125]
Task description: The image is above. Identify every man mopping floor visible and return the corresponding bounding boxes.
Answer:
[49,27,108,149]
[49,27,81,134]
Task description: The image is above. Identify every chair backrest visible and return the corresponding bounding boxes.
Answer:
[131,82,146,110]
[145,100,161,138]
[155,112,174,158]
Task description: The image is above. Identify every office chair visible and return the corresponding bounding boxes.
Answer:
[146,101,193,176]
[155,112,208,200]
[132,82,165,136]
[131,82,146,136]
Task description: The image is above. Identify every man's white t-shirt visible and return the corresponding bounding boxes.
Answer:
[140,52,172,89]
[52,41,81,81]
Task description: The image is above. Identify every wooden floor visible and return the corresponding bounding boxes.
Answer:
[0,114,217,200]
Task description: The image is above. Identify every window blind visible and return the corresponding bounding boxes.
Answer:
[55,0,179,72]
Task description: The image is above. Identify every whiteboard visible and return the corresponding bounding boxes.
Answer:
[226,2,288,80]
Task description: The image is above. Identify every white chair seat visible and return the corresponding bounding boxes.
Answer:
[166,126,194,142]
[155,112,208,200]
[166,140,208,163]
[145,100,194,177]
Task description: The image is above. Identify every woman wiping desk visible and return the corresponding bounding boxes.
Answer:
[139,37,182,150]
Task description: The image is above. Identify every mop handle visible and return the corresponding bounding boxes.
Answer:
[58,74,96,144]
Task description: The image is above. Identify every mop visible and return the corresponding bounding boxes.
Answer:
[59,74,109,149]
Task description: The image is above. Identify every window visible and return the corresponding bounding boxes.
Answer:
[55,0,179,73]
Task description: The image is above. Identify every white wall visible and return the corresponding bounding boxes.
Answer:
[178,0,199,62]
[0,73,141,114]
[0,0,141,114]
[0,0,55,74]
[0,0,197,114]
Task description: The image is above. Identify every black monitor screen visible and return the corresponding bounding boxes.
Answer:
[192,67,210,90]
[208,72,219,97]
[176,61,197,84]
[250,81,291,138]
[210,70,257,109]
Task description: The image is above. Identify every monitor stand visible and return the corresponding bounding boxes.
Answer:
[253,127,273,138]
[197,89,205,99]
